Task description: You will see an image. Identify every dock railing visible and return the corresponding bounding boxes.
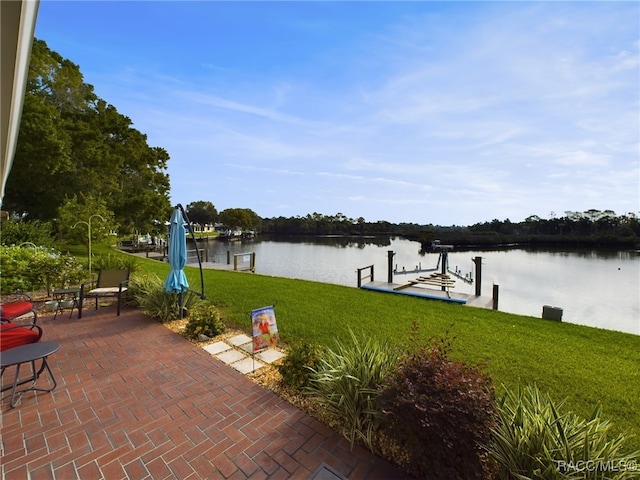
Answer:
[186,248,208,263]
[231,252,256,272]
[357,265,374,288]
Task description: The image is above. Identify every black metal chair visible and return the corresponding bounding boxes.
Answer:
[78,269,130,318]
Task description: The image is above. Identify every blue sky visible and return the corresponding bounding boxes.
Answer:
[35,1,639,225]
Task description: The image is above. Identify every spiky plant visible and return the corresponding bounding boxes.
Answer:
[128,273,200,323]
[487,384,640,480]
[305,328,398,451]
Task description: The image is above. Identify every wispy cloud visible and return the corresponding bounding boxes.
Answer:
[178,91,312,126]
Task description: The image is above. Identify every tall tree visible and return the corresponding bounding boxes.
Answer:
[219,208,260,230]
[4,39,171,233]
[186,201,218,225]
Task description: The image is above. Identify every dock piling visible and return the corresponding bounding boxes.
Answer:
[473,256,482,296]
[387,251,394,284]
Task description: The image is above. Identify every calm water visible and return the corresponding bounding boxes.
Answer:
[195,235,640,335]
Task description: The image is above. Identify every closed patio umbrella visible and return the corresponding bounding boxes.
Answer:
[164,208,189,315]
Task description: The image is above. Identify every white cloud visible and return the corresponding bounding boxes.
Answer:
[556,151,610,167]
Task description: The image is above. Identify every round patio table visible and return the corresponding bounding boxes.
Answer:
[0,341,61,408]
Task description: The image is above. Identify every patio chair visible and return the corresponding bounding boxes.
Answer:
[1,293,37,323]
[1,294,42,351]
[78,269,130,319]
[1,322,43,352]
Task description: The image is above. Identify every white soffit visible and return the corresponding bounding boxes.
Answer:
[1,0,39,206]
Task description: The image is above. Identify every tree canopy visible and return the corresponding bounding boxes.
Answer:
[219,208,261,231]
[186,201,218,225]
[3,39,172,234]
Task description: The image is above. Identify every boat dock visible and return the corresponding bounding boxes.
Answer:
[361,280,495,309]
[357,246,499,310]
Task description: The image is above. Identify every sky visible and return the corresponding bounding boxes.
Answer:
[34,1,639,226]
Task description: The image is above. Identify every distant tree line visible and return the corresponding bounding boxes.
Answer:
[262,212,391,235]
[183,206,639,249]
[415,210,640,249]
[259,210,640,249]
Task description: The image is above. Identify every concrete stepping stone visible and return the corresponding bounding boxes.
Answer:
[256,349,285,364]
[228,334,252,346]
[200,334,287,376]
[231,357,265,374]
[215,349,246,365]
[203,341,232,355]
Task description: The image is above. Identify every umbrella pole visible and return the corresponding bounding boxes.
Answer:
[179,292,183,319]
[177,204,206,300]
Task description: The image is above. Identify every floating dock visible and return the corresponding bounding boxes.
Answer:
[361,281,495,309]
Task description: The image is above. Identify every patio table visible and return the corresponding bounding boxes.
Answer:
[52,287,80,319]
[0,341,61,407]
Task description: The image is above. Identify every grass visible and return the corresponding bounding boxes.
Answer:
[98,245,640,451]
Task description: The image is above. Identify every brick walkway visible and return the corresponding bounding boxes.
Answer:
[1,306,409,479]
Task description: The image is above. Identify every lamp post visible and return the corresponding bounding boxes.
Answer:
[73,214,106,280]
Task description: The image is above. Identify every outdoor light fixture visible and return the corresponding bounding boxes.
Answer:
[72,214,106,280]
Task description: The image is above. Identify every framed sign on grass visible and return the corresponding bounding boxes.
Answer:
[251,305,279,352]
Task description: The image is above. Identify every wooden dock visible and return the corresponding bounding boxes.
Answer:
[361,280,495,309]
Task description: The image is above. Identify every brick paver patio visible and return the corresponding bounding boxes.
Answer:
[0,306,409,479]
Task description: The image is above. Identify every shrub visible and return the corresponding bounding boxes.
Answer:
[378,328,496,479]
[305,328,399,451]
[93,253,138,272]
[0,245,85,295]
[128,273,199,322]
[276,339,324,389]
[486,384,640,480]
[184,301,225,339]
[0,219,55,248]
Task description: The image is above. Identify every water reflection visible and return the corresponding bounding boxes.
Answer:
[270,234,394,249]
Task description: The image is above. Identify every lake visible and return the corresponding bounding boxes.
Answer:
[194,235,640,336]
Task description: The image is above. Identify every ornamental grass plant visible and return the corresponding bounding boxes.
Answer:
[487,384,640,480]
[128,273,200,323]
[304,328,399,451]
[93,253,140,272]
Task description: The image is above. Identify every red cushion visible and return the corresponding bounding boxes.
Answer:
[0,301,34,320]
[0,322,40,351]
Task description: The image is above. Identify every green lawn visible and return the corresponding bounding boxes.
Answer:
[109,247,640,451]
